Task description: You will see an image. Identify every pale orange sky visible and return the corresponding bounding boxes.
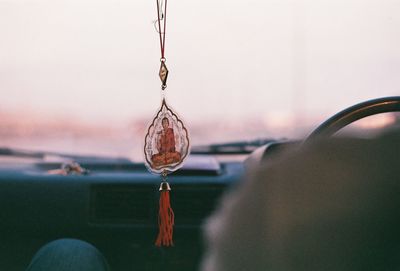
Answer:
[1,0,399,130]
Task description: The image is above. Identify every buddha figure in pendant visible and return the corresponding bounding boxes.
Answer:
[151,117,181,167]
[144,99,190,173]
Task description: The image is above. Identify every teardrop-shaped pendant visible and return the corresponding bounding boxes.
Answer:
[144,98,190,174]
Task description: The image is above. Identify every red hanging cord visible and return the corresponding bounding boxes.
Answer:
[156,0,167,59]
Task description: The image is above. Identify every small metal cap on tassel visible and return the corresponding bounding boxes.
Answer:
[159,181,171,191]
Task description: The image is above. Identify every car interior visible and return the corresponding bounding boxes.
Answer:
[0,96,399,271]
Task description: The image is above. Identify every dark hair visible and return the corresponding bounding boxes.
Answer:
[162,117,169,123]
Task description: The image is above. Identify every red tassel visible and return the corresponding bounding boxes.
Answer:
[155,182,174,247]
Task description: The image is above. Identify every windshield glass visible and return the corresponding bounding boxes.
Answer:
[1,0,399,160]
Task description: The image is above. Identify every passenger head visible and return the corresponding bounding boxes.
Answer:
[202,131,400,271]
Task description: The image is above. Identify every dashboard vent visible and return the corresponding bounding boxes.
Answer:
[172,185,225,225]
[90,185,154,224]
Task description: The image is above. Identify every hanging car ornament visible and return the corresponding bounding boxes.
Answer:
[144,0,190,247]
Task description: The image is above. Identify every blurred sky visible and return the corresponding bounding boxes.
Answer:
[0,0,399,130]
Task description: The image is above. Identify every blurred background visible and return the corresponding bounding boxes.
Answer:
[0,0,399,160]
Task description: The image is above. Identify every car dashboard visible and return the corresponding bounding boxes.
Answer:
[0,155,244,271]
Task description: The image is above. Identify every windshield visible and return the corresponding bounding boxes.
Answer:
[1,0,399,160]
